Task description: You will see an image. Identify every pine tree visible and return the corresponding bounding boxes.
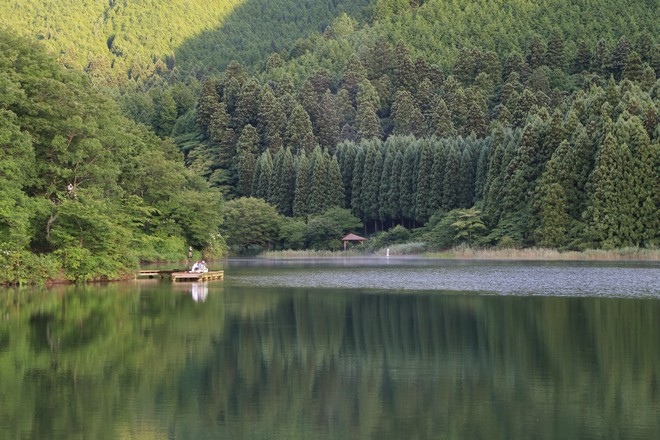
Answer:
[253,150,273,201]
[299,79,320,129]
[432,98,456,138]
[328,154,345,210]
[546,29,566,70]
[350,146,366,220]
[379,145,395,225]
[464,92,488,138]
[355,99,382,141]
[534,182,570,247]
[387,149,404,224]
[208,101,235,168]
[619,115,659,246]
[235,124,259,196]
[442,142,461,210]
[336,88,356,127]
[316,90,340,153]
[414,139,434,223]
[582,133,635,248]
[196,78,220,133]
[336,141,357,207]
[394,42,417,94]
[293,152,311,218]
[623,52,645,82]
[430,140,447,214]
[235,77,261,128]
[391,89,424,137]
[286,104,317,154]
[307,147,329,216]
[361,141,384,230]
[400,144,418,225]
[458,145,476,208]
[258,86,286,153]
[526,36,547,70]
[573,40,592,73]
[474,141,490,201]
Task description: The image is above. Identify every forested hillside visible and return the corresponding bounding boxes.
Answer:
[183,0,659,250]
[0,0,371,82]
[2,0,659,265]
[0,32,223,284]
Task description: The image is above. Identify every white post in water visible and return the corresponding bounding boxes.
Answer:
[386,248,390,258]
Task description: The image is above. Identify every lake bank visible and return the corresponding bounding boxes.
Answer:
[260,246,660,261]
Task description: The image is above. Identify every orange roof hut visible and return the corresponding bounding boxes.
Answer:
[342,233,367,250]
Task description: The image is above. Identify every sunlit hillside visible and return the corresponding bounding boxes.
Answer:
[0,0,372,83]
[1,0,242,82]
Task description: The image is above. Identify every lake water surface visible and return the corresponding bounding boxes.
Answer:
[1,258,658,439]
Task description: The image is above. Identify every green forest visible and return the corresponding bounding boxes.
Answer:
[1,0,659,283]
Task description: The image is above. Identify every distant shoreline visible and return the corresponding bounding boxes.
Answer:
[260,247,660,262]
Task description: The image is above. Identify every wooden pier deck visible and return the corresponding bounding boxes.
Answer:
[138,269,178,279]
[170,271,224,282]
[138,269,224,282]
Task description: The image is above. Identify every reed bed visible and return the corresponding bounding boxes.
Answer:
[262,246,659,261]
[424,246,660,261]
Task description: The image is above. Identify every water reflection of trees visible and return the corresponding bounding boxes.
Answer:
[1,285,658,439]
[198,291,659,439]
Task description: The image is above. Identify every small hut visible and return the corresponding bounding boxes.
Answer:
[342,233,367,251]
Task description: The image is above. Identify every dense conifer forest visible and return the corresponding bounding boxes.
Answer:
[1,0,658,282]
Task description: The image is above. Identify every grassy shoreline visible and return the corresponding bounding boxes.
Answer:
[261,246,660,261]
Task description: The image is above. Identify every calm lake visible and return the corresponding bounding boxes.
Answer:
[1,258,659,439]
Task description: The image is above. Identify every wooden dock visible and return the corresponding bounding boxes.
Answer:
[138,269,178,279]
[138,269,224,282]
[170,271,224,282]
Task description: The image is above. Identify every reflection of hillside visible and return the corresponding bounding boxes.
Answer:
[197,291,660,439]
[1,285,658,438]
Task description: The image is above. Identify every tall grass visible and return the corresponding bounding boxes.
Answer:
[260,245,659,261]
[425,245,660,261]
[261,249,363,259]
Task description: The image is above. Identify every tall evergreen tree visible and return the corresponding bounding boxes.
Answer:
[431,98,456,138]
[307,147,330,216]
[286,104,317,154]
[400,144,418,225]
[442,142,461,210]
[458,145,476,208]
[414,139,434,223]
[196,78,221,134]
[361,141,384,230]
[391,89,424,137]
[387,149,404,224]
[355,100,382,141]
[430,140,447,214]
[235,124,259,196]
[582,133,635,248]
[258,86,286,153]
[253,150,273,201]
[350,147,366,220]
[316,90,341,153]
[379,145,395,226]
[293,152,311,218]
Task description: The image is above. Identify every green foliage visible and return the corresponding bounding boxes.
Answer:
[5,0,659,256]
[221,197,281,252]
[305,208,362,250]
[451,209,487,244]
[0,32,223,283]
[364,224,412,251]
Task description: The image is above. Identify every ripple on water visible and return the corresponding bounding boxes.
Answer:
[232,264,660,298]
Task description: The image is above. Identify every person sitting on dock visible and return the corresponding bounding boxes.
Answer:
[199,260,209,273]
[191,261,201,272]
